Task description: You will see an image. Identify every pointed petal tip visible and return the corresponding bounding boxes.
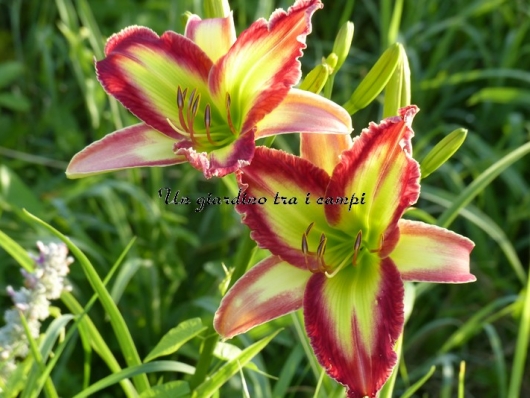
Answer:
[66,124,184,178]
[214,256,308,339]
[393,220,476,284]
[211,0,324,132]
[103,25,159,56]
[399,104,420,125]
[256,89,352,139]
[184,12,236,62]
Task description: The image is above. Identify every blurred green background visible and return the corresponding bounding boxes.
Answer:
[0,0,529,396]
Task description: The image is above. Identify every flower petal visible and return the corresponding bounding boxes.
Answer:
[255,88,353,139]
[300,132,353,176]
[236,146,330,269]
[391,219,476,283]
[66,124,184,178]
[298,93,354,174]
[184,14,236,63]
[97,26,213,138]
[210,0,323,133]
[175,129,255,178]
[325,106,420,248]
[304,257,404,398]
[214,256,310,339]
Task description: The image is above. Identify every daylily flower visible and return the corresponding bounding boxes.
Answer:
[66,0,351,179]
[214,106,475,397]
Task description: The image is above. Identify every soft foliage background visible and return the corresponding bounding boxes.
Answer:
[0,0,529,396]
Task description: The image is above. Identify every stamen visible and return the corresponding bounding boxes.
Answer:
[204,104,216,146]
[192,94,200,117]
[186,89,197,143]
[167,118,189,137]
[317,233,327,258]
[370,234,385,253]
[301,233,309,254]
[225,93,238,136]
[305,222,314,236]
[177,87,189,132]
[352,230,362,266]
[177,86,185,108]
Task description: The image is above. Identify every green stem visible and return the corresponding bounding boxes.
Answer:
[292,311,332,396]
[228,230,256,290]
[507,255,530,398]
[378,333,403,398]
[189,330,219,390]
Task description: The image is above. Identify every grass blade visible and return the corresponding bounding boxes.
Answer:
[144,318,207,363]
[507,264,530,398]
[437,141,530,228]
[192,330,280,398]
[0,229,34,272]
[21,210,150,392]
[73,361,194,398]
[399,365,436,398]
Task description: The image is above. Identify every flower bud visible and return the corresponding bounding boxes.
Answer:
[420,128,468,178]
[204,0,231,18]
[182,11,194,26]
[343,43,401,115]
[325,53,338,72]
[332,21,354,73]
[382,44,411,117]
[299,63,331,94]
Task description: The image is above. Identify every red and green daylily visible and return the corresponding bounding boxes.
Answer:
[66,0,351,179]
[214,106,475,397]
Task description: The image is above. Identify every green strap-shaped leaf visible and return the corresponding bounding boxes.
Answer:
[144,318,207,363]
[0,229,34,272]
[192,330,280,398]
[139,381,191,398]
[437,140,530,228]
[399,366,436,398]
[73,361,195,398]
[0,165,45,218]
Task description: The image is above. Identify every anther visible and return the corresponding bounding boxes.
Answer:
[301,233,309,254]
[177,86,185,109]
[192,94,200,117]
[305,222,314,236]
[204,104,216,146]
[186,89,198,143]
[225,93,238,135]
[177,86,189,132]
[317,233,327,258]
[352,230,362,266]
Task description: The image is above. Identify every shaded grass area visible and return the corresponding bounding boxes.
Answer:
[0,0,529,396]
